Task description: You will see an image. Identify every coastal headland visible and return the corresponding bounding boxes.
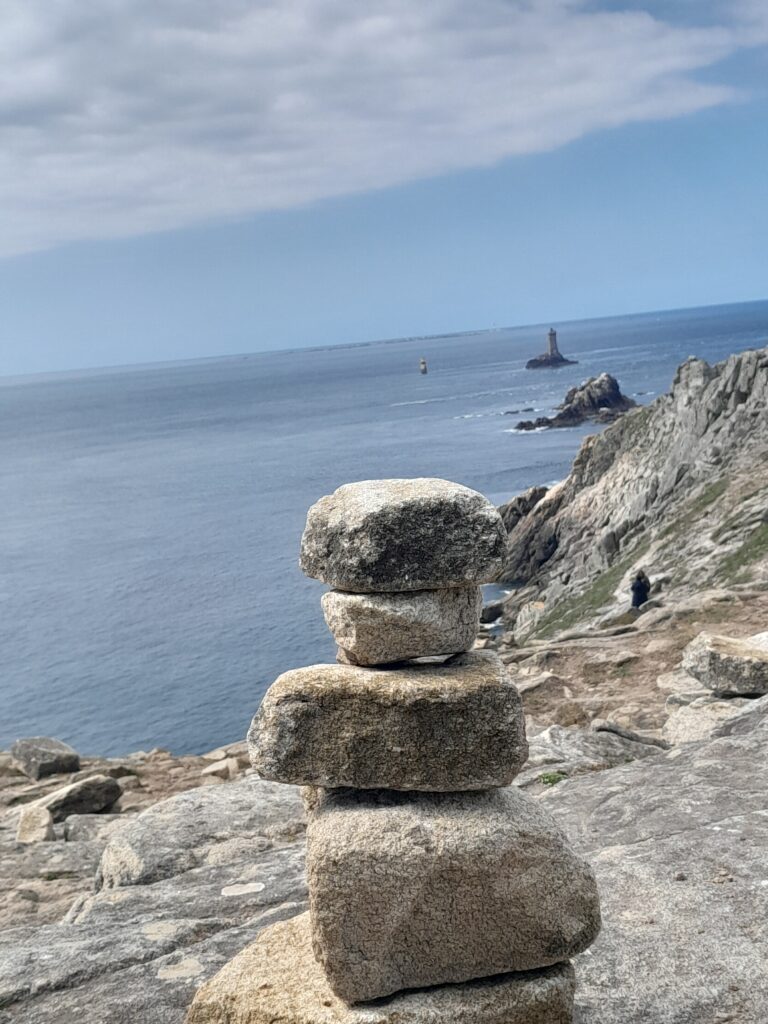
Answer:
[1,344,767,1022]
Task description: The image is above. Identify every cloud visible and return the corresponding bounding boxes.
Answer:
[0,0,762,256]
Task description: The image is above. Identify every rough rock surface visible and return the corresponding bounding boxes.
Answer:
[10,738,80,781]
[516,722,662,789]
[321,585,481,665]
[15,805,55,844]
[185,913,575,1024]
[99,776,304,888]
[3,699,768,1021]
[543,704,768,1024]
[661,694,752,743]
[249,652,527,791]
[306,786,600,1003]
[682,630,768,695]
[300,479,506,592]
[0,776,308,1022]
[513,374,635,431]
[36,774,122,822]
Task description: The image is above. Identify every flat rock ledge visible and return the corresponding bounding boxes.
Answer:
[299,479,506,592]
[322,586,481,665]
[2,703,767,1023]
[248,651,527,791]
[682,631,768,695]
[184,912,575,1024]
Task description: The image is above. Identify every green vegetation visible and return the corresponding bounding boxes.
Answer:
[532,543,649,640]
[617,405,653,446]
[719,523,768,581]
[659,477,729,540]
[539,771,568,787]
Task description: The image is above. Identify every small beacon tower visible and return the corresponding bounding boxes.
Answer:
[547,328,560,359]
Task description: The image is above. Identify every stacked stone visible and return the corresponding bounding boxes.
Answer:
[186,479,601,1024]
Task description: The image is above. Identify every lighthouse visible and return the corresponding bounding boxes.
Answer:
[525,327,577,369]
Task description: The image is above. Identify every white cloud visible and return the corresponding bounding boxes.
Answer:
[0,0,762,256]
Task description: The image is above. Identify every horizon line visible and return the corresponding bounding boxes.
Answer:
[1,295,766,386]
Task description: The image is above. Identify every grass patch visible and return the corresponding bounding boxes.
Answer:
[719,523,768,581]
[539,771,568,787]
[659,478,729,540]
[532,544,649,640]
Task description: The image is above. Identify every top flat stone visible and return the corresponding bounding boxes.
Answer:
[300,478,506,592]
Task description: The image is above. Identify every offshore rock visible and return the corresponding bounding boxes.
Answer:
[300,478,506,592]
[514,374,636,431]
[682,631,768,695]
[11,737,80,780]
[321,585,481,665]
[249,651,527,791]
[306,786,600,1002]
[184,913,576,1024]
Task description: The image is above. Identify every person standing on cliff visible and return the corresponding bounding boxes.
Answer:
[630,570,651,609]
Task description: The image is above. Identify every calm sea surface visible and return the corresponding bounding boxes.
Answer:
[2,301,766,755]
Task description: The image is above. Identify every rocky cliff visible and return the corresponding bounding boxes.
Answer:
[499,346,768,639]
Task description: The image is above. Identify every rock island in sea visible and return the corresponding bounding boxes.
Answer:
[525,327,577,368]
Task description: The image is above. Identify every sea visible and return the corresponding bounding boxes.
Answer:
[1,300,766,756]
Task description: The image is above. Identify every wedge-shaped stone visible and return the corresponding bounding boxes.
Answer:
[300,478,506,592]
[683,631,768,695]
[11,736,80,780]
[307,787,600,1003]
[38,774,122,822]
[185,912,576,1023]
[249,651,527,790]
[322,586,481,665]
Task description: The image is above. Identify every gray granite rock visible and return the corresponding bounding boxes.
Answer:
[5,700,767,1024]
[15,805,55,844]
[515,722,662,788]
[300,478,506,592]
[249,651,527,791]
[322,585,481,665]
[682,631,768,695]
[37,774,122,822]
[662,695,752,744]
[306,786,600,1002]
[543,703,768,1024]
[185,913,575,1024]
[98,775,304,888]
[10,738,80,781]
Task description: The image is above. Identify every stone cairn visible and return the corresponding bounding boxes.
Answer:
[186,478,601,1024]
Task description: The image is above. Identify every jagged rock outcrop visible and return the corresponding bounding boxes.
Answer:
[513,374,636,431]
[500,347,768,634]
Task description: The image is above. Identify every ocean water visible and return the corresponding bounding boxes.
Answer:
[1,300,766,756]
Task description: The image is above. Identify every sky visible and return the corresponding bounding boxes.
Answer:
[0,0,766,375]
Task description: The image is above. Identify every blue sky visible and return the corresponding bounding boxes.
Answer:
[0,0,766,375]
